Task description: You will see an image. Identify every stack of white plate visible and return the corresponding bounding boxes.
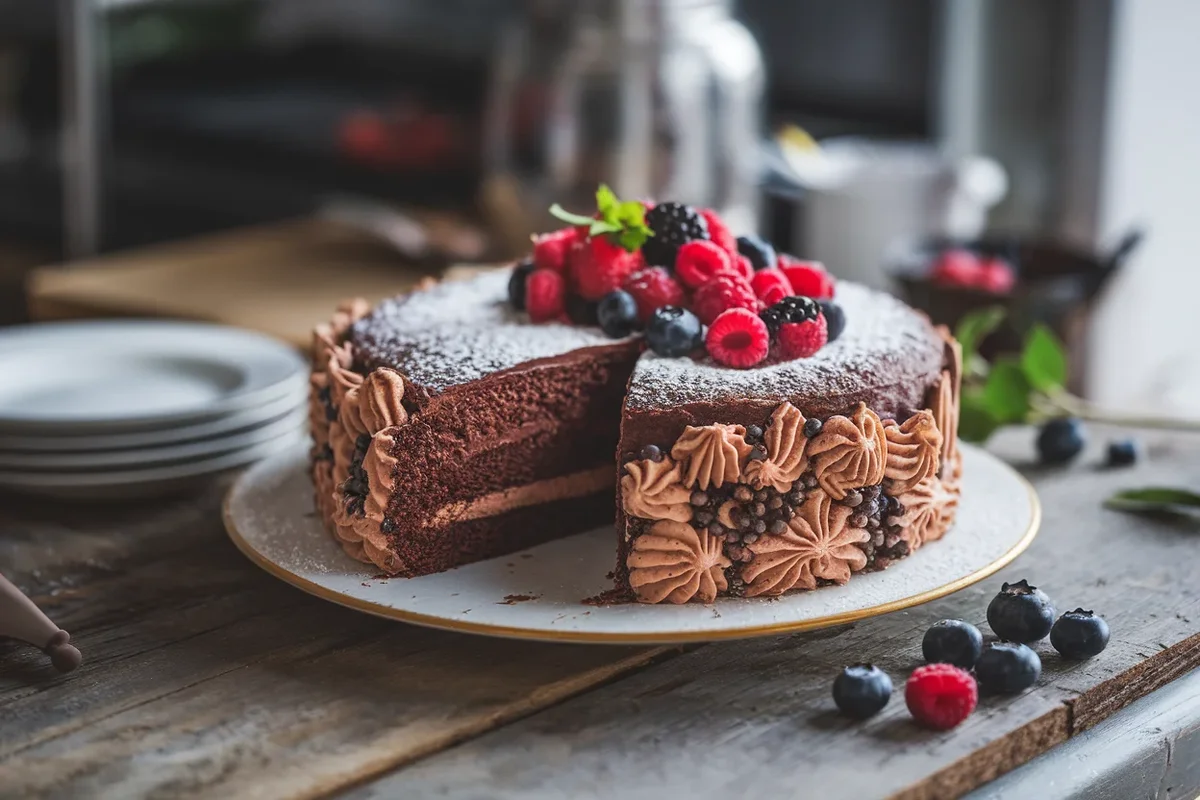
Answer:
[0,320,309,499]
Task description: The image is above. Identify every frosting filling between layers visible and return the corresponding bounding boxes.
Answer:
[430,465,613,526]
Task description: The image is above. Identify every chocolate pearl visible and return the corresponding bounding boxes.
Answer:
[803,475,819,489]
[767,496,783,510]
[727,544,746,561]
[843,490,863,508]
[737,514,751,530]
[747,446,767,462]
[738,548,755,563]
[892,541,910,557]
[871,531,885,547]
[690,491,709,507]
[768,519,788,535]
[780,505,795,520]
[786,490,805,505]
[708,523,726,537]
[694,510,714,526]
[850,513,869,528]
[751,502,767,518]
[743,533,760,545]
[754,489,769,502]
[752,519,767,535]
[734,486,753,503]
[864,484,882,500]
[747,424,764,440]
[640,444,663,462]
[621,451,638,463]
[803,418,823,437]
[725,531,741,543]
[380,518,396,533]
[884,532,902,548]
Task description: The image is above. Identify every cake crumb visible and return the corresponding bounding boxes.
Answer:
[498,593,540,605]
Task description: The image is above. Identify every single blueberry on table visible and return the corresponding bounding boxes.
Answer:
[922,619,984,668]
[833,663,893,719]
[975,642,1042,694]
[986,579,1056,643]
[1037,418,1086,464]
[1050,609,1110,659]
[1105,438,1140,467]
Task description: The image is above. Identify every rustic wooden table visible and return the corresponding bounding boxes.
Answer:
[1,427,1198,800]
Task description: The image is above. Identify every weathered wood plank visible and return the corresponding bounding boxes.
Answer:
[0,482,670,798]
[349,429,1200,800]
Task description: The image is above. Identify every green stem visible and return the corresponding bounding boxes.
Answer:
[1036,390,1200,432]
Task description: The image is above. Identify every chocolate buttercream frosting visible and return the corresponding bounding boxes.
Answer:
[805,403,886,500]
[627,520,731,604]
[743,402,808,492]
[670,424,753,491]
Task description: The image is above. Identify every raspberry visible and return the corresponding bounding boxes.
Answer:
[706,308,770,369]
[569,236,639,300]
[978,257,1016,293]
[623,267,686,323]
[733,254,756,281]
[778,314,828,359]
[905,664,977,730]
[701,208,738,255]
[929,249,983,288]
[779,255,835,299]
[759,295,820,336]
[526,269,566,323]
[675,240,734,289]
[750,268,794,307]
[532,228,578,273]
[693,273,757,325]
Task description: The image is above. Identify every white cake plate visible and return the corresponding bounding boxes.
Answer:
[224,443,1039,644]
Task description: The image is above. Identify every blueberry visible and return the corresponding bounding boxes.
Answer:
[975,642,1041,694]
[507,259,536,310]
[832,663,892,719]
[736,235,777,271]
[1105,438,1140,467]
[1037,418,1086,464]
[646,306,703,358]
[922,619,984,668]
[819,300,846,343]
[987,579,1056,643]
[565,294,599,326]
[1050,608,1110,659]
[596,290,640,338]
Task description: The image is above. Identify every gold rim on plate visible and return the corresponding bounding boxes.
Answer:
[222,455,1041,645]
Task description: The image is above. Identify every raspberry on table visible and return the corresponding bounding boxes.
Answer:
[675,240,735,289]
[693,273,757,325]
[701,208,738,255]
[532,227,578,274]
[779,255,835,299]
[706,308,770,369]
[905,663,977,730]
[568,235,639,300]
[750,268,794,306]
[622,267,687,324]
[525,268,566,323]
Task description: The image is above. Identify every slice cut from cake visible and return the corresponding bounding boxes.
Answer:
[308,191,962,603]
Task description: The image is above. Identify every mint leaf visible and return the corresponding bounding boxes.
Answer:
[1021,324,1068,392]
[955,306,1005,360]
[595,184,619,216]
[982,357,1032,423]
[958,390,1000,442]
[549,204,597,227]
[1105,487,1200,517]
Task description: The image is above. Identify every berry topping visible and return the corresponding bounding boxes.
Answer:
[1037,418,1086,465]
[978,256,1016,293]
[832,664,893,719]
[905,664,977,730]
[732,254,756,281]
[819,299,847,343]
[568,235,640,300]
[1105,438,1139,467]
[646,306,703,358]
[975,642,1042,694]
[693,273,758,325]
[623,267,687,323]
[525,269,566,323]
[507,259,536,311]
[736,234,777,271]
[986,579,1056,643]
[532,228,577,274]
[701,208,738,255]
[596,290,640,338]
[565,294,599,326]
[778,314,828,359]
[929,249,983,287]
[758,295,820,336]
[1050,609,1110,660]
[706,308,770,369]
[921,619,984,668]
[675,239,734,289]
[779,255,835,299]
[803,418,823,437]
[750,268,795,307]
[642,201,709,267]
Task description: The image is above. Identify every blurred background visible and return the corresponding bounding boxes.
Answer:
[0,0,1195,413]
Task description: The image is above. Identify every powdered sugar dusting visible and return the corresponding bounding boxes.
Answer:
[625,283,942,413]
[352,270,626,392]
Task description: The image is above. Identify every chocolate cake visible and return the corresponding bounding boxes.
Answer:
[309,192,962,604]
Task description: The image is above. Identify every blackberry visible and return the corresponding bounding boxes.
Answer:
[759,296,820,337]
[642,202,709,267]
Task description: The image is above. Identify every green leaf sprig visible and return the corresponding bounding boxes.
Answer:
[1105,487,1200,518]
[548,185,653,252]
